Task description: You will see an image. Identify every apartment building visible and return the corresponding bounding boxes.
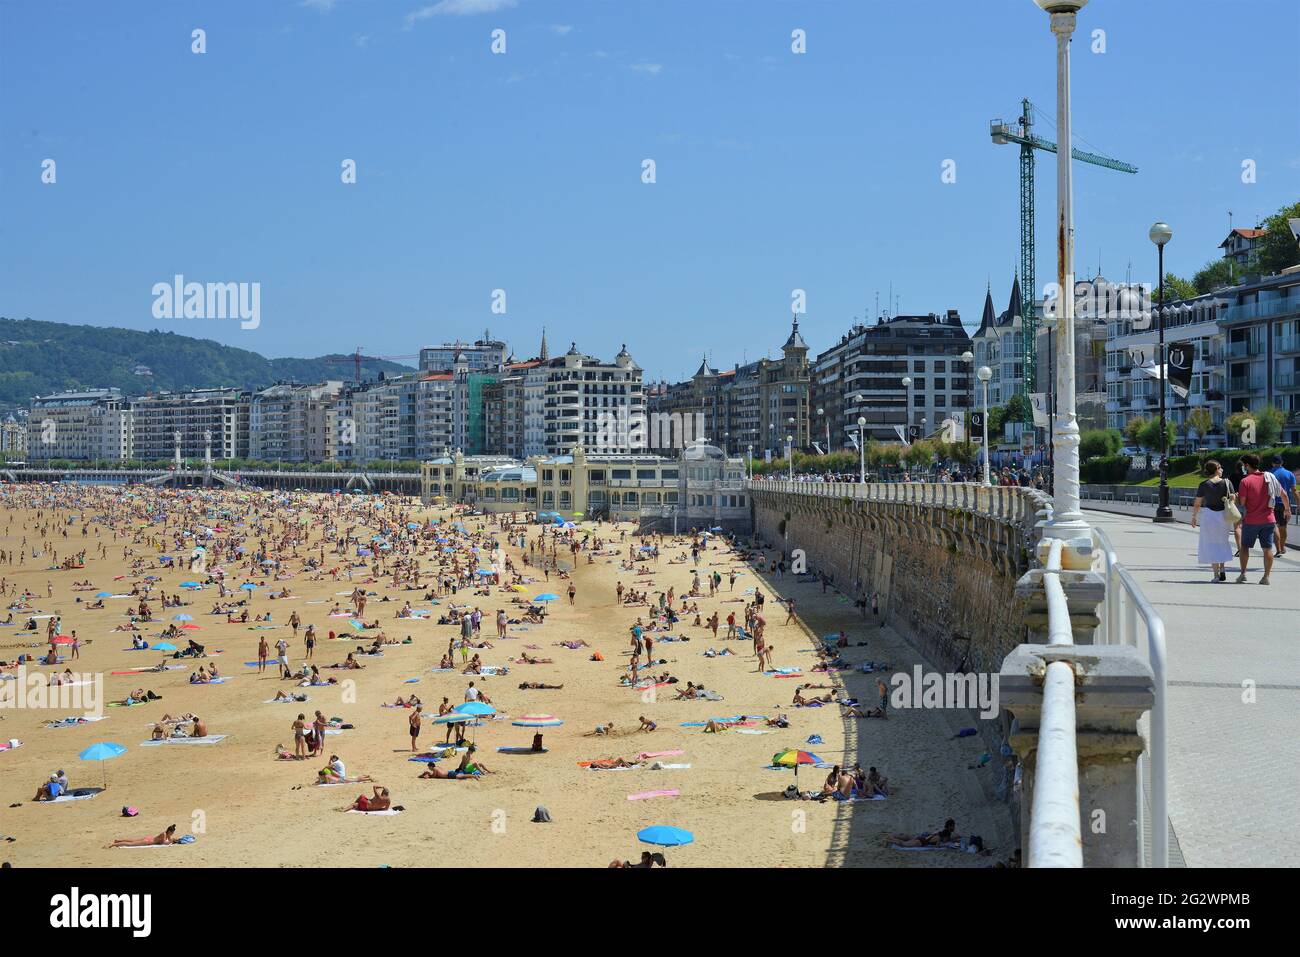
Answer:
[127,389,250,461]
[814,310,971,445]
[417,333,508,374]
[250,381,344,463]
[522,343,645,457]
[26,388,131,462]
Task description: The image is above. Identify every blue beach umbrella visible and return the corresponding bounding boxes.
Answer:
[79,741,127,788]
[453,701,496,717]
[179,581,200,589]
[638,825,694,847]
[152,642,177,652]
[240,583,258,591]
[96,591,112,598]
[534,593,559,602]
[173,614,193,622]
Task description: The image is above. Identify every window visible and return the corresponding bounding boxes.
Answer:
[636,469,657,480]
[612,468,631,479]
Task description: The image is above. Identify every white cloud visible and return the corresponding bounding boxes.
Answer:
[299,0,339,10]
[405,0,517,28]
[354,33,372,47]
[550,24,573,36]
[629,62,662,76]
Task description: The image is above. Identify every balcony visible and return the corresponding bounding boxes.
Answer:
[1277,336,1300,355]
[1228,376,1262,392]
[1221,298,1300,324]
[1226,341,1256,358]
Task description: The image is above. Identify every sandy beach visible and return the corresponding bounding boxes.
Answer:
[0,484,1011,867]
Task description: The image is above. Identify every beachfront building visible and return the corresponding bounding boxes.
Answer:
[346,373,459,465]
[483,360,538,459]
[521,343,645,457]
[1030,277,1110,439]
[647,317,811,458]
[1103,281,1228,447]
[1215,270,1300,444]
[26,388,131,462]
[970,280,1035,448]
[250,381,345,464]
[1,415,26,460]
[417,332,508,374]
[422,442,750,531]
[128,389,251,461]
[812,309,971,445]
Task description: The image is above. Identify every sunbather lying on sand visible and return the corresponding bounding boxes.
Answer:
[887,819,958,847]
[342,786,391,811]
[518,681,563,689]
[107,825,177,849]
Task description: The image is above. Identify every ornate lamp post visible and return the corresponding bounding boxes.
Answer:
[978,366,993,485]
[1035,0,1091,538]
[857,416,867,483]
[1150,220,1174,523]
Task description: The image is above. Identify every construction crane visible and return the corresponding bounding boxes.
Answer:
[350,346,419,383]
[990,97,1137,402]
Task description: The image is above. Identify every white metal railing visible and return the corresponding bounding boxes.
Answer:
[1032,537,1084,867]
[1091,526,1169,868]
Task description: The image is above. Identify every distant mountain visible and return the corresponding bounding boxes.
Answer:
[0,317,416,411]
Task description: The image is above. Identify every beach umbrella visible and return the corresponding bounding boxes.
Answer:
[511,714,562,727]
[179,581,200,589]
[510,585,528,592]
[79,741,127,788]
[240,583,258,591]
[771,748,824,782]
[534,593,559,602]
[454,701,496,717]
[637,825,693,847]
[51,635,75,645]
[432,712,473,725]
[180,624,200,630]
[96,591,113,598]
[173,613,193,621]
[152,642,177,652]
[475,569,494,577]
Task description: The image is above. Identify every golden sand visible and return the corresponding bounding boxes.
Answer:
[0,487,1010,867]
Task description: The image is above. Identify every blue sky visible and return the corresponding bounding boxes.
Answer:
[2,0,1297,383]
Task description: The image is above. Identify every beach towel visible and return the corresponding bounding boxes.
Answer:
[347,808,403,816]
[635,749,683,759]
[649,763,691,769]
[497,746,548,754]
[0,741,21,752]
[43,787,105,803]
[734,729,773,735]
[190,677,232,685]
[140,734,228,746]
[117,839,194,848]
[627,789,680,801]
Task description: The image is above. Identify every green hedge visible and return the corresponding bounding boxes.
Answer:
[1183,446,1300,477]
[1081,454,1131,484]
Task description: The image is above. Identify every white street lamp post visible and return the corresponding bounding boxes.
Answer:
[786,435,794,481]
[1037,0,1090,538]
[857,416,867,483]
[747,444,753,481]
[901,376,913,442]
[978,366,993,486]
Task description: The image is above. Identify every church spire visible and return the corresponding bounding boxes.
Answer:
[539,327,549,361]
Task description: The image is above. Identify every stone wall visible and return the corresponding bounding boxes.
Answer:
[749,487,1039,676]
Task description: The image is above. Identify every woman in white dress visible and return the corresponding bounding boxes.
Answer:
[1191,460,1235,582]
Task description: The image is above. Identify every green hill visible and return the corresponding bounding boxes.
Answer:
[0,317,415,411]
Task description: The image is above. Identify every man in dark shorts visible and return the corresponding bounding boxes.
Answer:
[408,705,423,751]
[1269,454,1297,555]
[1236,454,1282,585]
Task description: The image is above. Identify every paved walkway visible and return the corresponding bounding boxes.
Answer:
[1085,508,1300,868]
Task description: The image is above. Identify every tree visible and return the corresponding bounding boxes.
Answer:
[1252,404,1285,447]
[1249,201,1300,276]
[902,439,933,470]
[1192,257,1237,294]
[1079,428,1121,460]
[1159,273,1197,303]
[1225,411,1253,446]
[1186,407,1214,444]
[1137,417,1176,452]
[1124,416,1147,448]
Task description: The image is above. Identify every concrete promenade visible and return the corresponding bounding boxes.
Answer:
[1085,508,1300,867]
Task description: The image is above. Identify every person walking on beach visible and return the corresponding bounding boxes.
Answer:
[258,636,269,673]
[1191,460,1234,583]
[568,582,576,605]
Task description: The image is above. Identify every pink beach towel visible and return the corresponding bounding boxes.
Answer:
[627,789,680,801]
[635,749,684,760]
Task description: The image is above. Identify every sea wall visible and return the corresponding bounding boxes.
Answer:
[748,484,1044,675]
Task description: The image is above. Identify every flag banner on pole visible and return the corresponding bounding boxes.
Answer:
[848,433,860,451]
[811,442,824,455]
[893,425,907,443]
[764,449,772,464]
[1166,342,1194,400]
[1029,393,1050,428]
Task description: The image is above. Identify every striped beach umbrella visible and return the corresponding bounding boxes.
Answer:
[512,714,562,727]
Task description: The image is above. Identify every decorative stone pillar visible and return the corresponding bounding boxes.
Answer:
[1000,643,1155,867]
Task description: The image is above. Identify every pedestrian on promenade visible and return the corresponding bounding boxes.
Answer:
[1190,460,1233,582]
[1268,454,1298,556]
[1236,454,1288,585]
